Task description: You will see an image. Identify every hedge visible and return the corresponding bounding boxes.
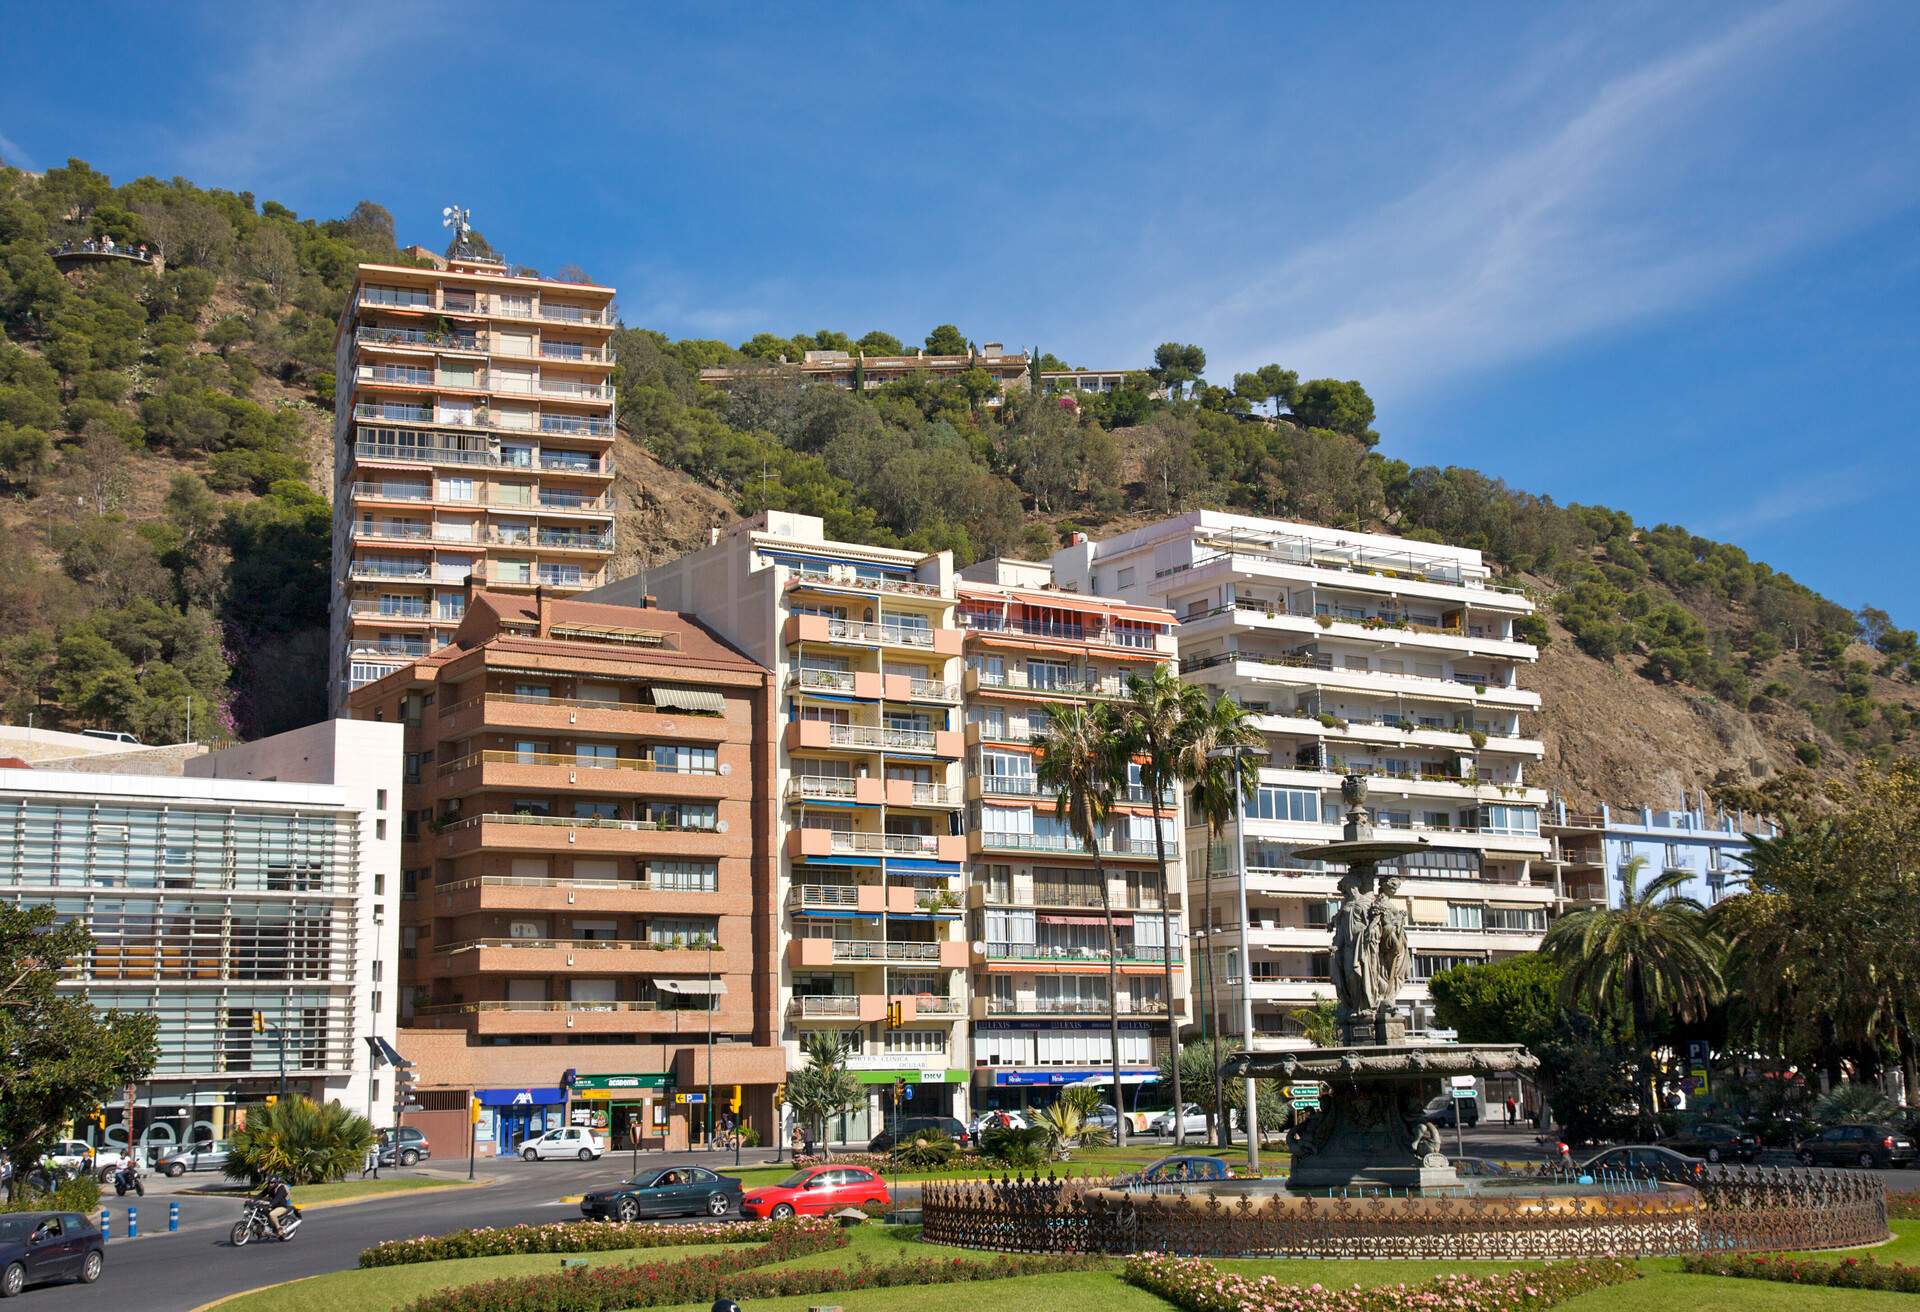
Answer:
[362,1216,833,1267]
[1124,1254,1639,1312]
[1681,1252,1920,1294]
[402,1233,1103,1312]
[0,1177,101,1215]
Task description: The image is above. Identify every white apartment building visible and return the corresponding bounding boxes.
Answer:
[1051,511,1552,1050]
[590,512,971,1135]
[0,719,402,1159]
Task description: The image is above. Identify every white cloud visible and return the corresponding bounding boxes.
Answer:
[1188,0,1918,397]
[0,128,37,173]
[1700,462,1889,539]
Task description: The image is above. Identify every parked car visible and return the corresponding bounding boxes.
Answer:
[1422,1096,1480,1129]
[1577,1145,1708,1184]
[968,1110,1029,1135]
[1450,1157,1511,1179]
[154,1140,232,1178]
[869,1115,970,1152]
[42,1141,94,1175]
[1147,1104,1210,1137]
[580,1165,743,1221]
[1125,1154,1231,1186]
[0,1212,105,1296]
[1084,1103,1121,1132]
[1658,1121,1760,1164]
[79,730,141,746]
[379,1126,431,1167]
[1797,1124,1916,1170]
[520,1127,604,1161]
[741,1165,890,1219]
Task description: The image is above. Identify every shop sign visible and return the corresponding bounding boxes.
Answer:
[569,1073,674,1092]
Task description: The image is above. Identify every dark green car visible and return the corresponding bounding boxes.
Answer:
[579,1165,742,1221]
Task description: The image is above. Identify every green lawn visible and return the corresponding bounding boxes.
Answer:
[217,1212,1920,1312]
[719,1143,1287,1189]
[290,1177,482,1206]
[215,1241,738,1312]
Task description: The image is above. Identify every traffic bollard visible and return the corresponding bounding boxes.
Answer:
[127,1205,137,1238]
[99,1209,110,1241]
[169,1200,180,1232]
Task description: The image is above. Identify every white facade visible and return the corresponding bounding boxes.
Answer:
[1051,511,1551,1050]
[0,720,403,1157]
[591,511,971,1134]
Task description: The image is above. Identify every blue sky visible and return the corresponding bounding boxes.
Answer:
[3,1,1916,621]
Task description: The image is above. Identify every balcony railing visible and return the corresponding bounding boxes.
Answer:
[431,936,719,955]
[539,342,612,363]
[793,883,861,908]
[485,528,613,551]
[826,618,936,648]
[349,600,431,619]
[977,832,1167,858]
[985,996,1169,1017]
[350,639,430,659]
[788,776,857,801]
[350,521,432,541]
[910,783,962,807]
[786,569,945,599]
[792,995,860,1017]
[360,288,433,309]
[821,831,946,856]
[434,874,663,894]
[539,492,611,512]
[983,941,1180,964]
[540,415,617,437]
[959,613,1165,650]
[356,325,481,352]
[825,723,937,752]
[415,999,662,1015]
[908,679,960,701]
[492,302,614,326]
[441,812,715,835]
[538,453,606,473]
[436,750,718,778]
[437,692,654,718]
[793,667,856,693]
[973,669,1128,698]
[354,440,498,468]
[349,481,432,502]
[348,563,433,582]
[825,940,942,963]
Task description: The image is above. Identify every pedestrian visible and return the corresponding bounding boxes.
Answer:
[1504,1095,1517,1127]
[790,1124,805,1159]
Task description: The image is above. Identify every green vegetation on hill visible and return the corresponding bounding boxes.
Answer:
[0,155,1911,780]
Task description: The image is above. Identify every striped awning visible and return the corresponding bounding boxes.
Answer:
[651,687,725,713]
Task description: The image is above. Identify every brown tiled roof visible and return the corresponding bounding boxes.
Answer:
[470,591,764,671]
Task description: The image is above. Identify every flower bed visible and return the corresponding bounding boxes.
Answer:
[361,1216,834,1267]
[1681,1252,1920,1293]
[401,1229,1101,1312]
[1890,1192,1920,1221]
[1124,1253,1638,1312]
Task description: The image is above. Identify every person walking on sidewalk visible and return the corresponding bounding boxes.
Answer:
[1504,1095,1517,1126]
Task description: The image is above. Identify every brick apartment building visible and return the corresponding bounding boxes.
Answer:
[347,588,782,1154]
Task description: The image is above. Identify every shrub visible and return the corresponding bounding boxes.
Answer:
[225,1096,375,1185]
[362,1217,832,1267]
[891,1131,957,1170]
[1681,1252,1920,1293]
[0,1175,101,1214]
[979,1125,1051,1168]
[1886,1191,1920,1220]
[1125,1253,1638,1312]
[398,1225,1098,1312]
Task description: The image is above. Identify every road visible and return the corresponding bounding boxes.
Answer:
[29,1129,1913,1311]
[29,1148,786,1312]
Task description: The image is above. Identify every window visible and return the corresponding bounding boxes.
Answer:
[648,917,717,946]
[575,742,617,764]
[1478,805,1540,835]
[648,861,719,892]
[1116,567,1135,589]
[1445,904,1483,930]
[572,801,619,820]
[646,801,718,831]
[884,1030,947,1055]
[1485,906,1547,932]
[375,818,387,841]
[376,789,388,811]
[1249,787,1321,823]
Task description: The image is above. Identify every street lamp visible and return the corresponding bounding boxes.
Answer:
[1209,743,1260,1171]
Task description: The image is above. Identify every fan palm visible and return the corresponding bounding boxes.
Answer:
[224,1096,374,1185]
[1542,856,1723,1118]
[1120,664,1209,1145]
[1179,693,1263,1144]
[785,1031,862,1151]
[1035,700,1129,1144]
[1031,1086,1113,1157]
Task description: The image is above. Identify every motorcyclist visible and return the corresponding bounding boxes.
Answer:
[255,1175,296,1238]
[112,1158,143,1196]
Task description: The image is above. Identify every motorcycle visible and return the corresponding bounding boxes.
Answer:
[230,1197,302,1246]
[112,1163,144,1197]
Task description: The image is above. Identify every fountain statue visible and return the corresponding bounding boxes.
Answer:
[1224,774,1538,1192]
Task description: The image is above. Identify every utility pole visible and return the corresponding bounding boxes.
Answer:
[1230,748,1258,1170]
[704,938,715,1147]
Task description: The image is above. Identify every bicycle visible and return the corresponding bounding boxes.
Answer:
[710,1129,740,1153]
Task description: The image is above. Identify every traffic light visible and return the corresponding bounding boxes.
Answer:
[251,1010,266,1034]
[470,1097,483,1126]
[772,1083,785,1108]
[93,1109,107,1130]
[264,1094,277,1105]
[894,1077,906,1103]
[885,1000,904,1028]
[727,1085,742,1114]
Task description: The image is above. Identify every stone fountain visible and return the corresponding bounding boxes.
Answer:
[1223,774,1538,1192]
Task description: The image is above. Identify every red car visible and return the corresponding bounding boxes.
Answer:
[740,1165,890,1218]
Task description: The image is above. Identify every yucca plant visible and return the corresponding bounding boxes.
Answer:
[1032,1086,1113,1158]
[224,1096,375,1185]
[1813,1082,1899,1128]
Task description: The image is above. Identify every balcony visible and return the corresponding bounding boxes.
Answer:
[784,569,947,601]
[786,775,880,805]
[348,600,432,621]
[787,938,967,968]
[426,936,722,978]
[790,994,868,1020]
[349,521,433,543]
[348,481,432,503]
[539,415,617,437]
[347,562,434,583]
[978,996,1169,1018]
[354,440,499,469]
[435,750,726,794]
[981,941,1180,966]
[891,780,962,809]
[537,342,613,364]
[435,693,730,742]
[787,829,966,862]
[411,999,737,1037]
[782,719,962,757]
[959,613,1169,654]
[356,325,482,353]
[493,301,615,327]
[783,612,964,656]
[360,288,433,310]
[968,668,1129,699]
[354,401,435,424]
[436,813,732,860]
[431,874,722,916]
[484,527,614,551]
[970,830,1170,860]
[348,639,430,660]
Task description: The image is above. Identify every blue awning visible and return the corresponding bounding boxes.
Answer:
[767,550,912,575]
[797,854,882,868]
[477,1087,567,1107]
[793,909,880,920]
[790,798,873,809]
[884,912,959,921]
[789,692,867,705]
[886,859,963,874]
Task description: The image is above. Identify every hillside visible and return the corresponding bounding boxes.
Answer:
[0,158,1912,809]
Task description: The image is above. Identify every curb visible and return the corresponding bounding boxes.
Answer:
[177,1177,493,1210]
[189,1276,304,1312]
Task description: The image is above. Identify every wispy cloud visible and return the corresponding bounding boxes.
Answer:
[1701,462,1897,539]
[1189,0,1918,398]
[0,127,37,173]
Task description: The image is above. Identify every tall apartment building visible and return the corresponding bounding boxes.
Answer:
[1052,511,1552,1050]
[329,248,618,710]
[1543,798,1773,913]
[955,560,1188,1118]
[591,512,970,1136]
[0,719,401,1156]
[345,589,783,1154]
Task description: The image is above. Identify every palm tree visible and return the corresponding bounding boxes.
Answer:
[1542,856,1724,1120]
[785,1031,862,1151]
[1035,700,1129,1144]
[1031,1086,1113,1158]
[1177,693,1263,1146]
[1120,664,1208,1145]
